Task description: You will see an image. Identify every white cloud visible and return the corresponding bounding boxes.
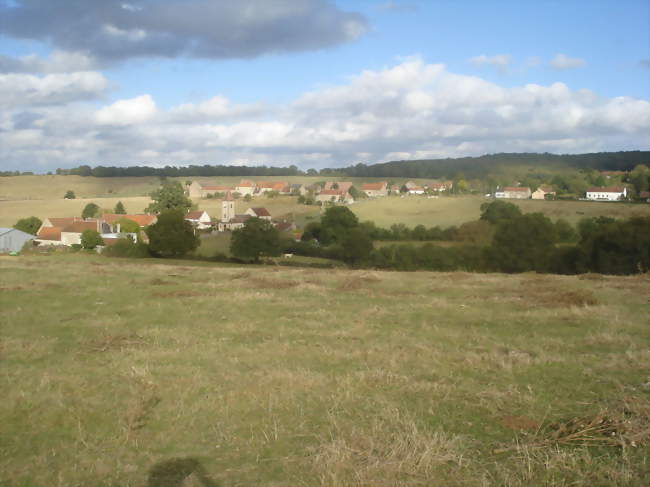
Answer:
[549,53,586,70]
[0,50,98,74]
[2,58,649,170]
[95,94,157,125]
[469,54,511,72]
[0,71,107,107]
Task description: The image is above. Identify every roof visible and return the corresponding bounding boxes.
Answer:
[587,186,625,193]
[0,227,34,239]
[202,185,231,191]
[503,186,531,192]
[324,181,352,192]
[237,180,255,187]
[231,214,251,223]
[258,181,286,190]
[61,220,98,233]
[37,227,62,241]
[275,222,294,232]
[319,189,343,196]
[185,210,208,219]
[224,191,234,201]
[639,191,650,198]
[102,214,156,227]
[536,185,555,192]
[361,182,387,191]
[249,207,271,217]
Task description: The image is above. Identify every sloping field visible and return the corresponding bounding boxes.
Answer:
[1,255,648,486]
[350,195,650,227]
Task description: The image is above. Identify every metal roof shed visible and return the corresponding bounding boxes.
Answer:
[0,228,34,253]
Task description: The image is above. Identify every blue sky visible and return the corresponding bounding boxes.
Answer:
[0,0,648,171]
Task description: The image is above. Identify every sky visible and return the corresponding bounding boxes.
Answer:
[0,0,649,172]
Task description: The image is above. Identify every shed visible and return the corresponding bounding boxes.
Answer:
[0,228,34,253]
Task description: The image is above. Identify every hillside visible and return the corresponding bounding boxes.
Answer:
[1,254,649,486]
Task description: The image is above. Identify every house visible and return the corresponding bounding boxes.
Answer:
[245,208,272,220]
[102,213,157,229]
[274,221,296,232]
[36,217,108,246]
[323,181,353,194]
[315,189,354,204]
[256,181,289,194]
[361,182,388,197]
[0,228,34,253]
[586,186,627,201]
[404,181,418,190]
[531,185,556,200]
[427,181,453,192]
[290,183,307,196]
[495,187,531,199]
[235,180,256,196]
[188,181,232,198]
[407,186,425,195]
[184,210,212,229]
[389,184,401,195]
[639,191,650,202]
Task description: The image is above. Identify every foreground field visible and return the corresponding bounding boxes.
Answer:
[1,255,649,486]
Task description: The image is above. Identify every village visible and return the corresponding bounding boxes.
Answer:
[1,172,648,254]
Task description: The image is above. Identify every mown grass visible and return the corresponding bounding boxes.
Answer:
[1,254,648,486]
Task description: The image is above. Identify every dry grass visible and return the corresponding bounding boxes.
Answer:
[1,254,649,486]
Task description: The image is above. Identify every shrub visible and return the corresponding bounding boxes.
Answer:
[81,230,104,249]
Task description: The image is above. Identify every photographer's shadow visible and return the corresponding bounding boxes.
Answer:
[146,457,220,487]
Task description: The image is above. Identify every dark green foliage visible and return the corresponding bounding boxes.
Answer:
[230,218,281,262]
[81,230,104,249]
[480,200,522,224]
[577,216,650,274]
[628,164,649,195]
[103,238,150,258]
[13,216,42,235]
[301,221,322,242]
[554,218,578,243]
[491,213,557,273]
[145,210,199,257]
[339,228,373,265]
[81,202,100,219]
[320,206,359,245]
[114,201,126,214]
[369,243,490,272]
[146,181,192,214]
[64,190,75,199]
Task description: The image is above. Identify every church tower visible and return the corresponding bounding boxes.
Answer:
[221,191,235,222]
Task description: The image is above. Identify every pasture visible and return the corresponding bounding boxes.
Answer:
[1,254,649,486]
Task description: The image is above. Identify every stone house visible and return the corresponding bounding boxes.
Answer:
[361,182,388,197]
[531,185,556,200]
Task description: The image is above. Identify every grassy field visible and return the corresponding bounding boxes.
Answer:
[1,254,649,486]
[351,195,650,227]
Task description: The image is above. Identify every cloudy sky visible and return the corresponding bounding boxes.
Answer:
[1,0,649,172]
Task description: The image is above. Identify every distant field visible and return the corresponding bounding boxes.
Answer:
[1,254,648,485]
[351,195,650,227]
[0,197,153,227]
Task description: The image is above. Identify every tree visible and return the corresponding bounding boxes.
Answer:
[480,200,522,224]
[114,201,126,214]
[81,230,104,249]
[146,181,192,214]
[554,218,577,243]
[145,210,199,257]
[629,164,649,195]
[320,206,359,245]
[82,202,100,219]
[13,216,42,235]
[490,213,557,272]
[243,194,252,202]
[230,217,281,262]
[339,227,373,265]
[115,218,140,234]
[64,190,76,199]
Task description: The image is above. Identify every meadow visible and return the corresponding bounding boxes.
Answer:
[1,253,649,486]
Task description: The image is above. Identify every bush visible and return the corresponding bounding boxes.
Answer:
[103,239,150,258]
[13,216,42,235]
[81,230,104,249]
[64,190,75,199]
[146,209,199,257]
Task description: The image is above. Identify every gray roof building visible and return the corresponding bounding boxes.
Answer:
[0,228,34,253]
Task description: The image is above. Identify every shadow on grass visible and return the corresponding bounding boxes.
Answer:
[146,458,219,487]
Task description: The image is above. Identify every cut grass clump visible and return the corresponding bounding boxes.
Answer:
[85,333,147,353]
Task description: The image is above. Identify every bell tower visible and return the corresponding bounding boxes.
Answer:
[221,191,235,222]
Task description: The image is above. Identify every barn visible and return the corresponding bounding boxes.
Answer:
[0,228,34,253]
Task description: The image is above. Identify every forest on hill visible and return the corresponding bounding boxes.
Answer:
[2,151,647,179]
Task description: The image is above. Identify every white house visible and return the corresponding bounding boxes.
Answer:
[361,182,388,197]
[495,187,531,199]
[245,207,272,220]
[185,210,212,229]
[586,186,627,201]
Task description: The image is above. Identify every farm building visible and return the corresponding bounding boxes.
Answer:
[531,185,556,200]
[586,186,627,201]
[361,182,388,197]
[184,210,212,229]
[495,187,531,199]
[0,228,34,253]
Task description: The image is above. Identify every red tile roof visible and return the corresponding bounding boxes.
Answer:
[361,182,387,191]
[237,180,255,187]
[503,186,530,192]
[185,210,207,220]
[62,220,99,233]
[103,213,156,227]
[324,181,352,193]
[224,191,234,201]
[46,217,76,227]
[587,186,625,193]
[37,227,62,241]
[639,191,650,198]
[249,207,271,217]
[202,185,231,191]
